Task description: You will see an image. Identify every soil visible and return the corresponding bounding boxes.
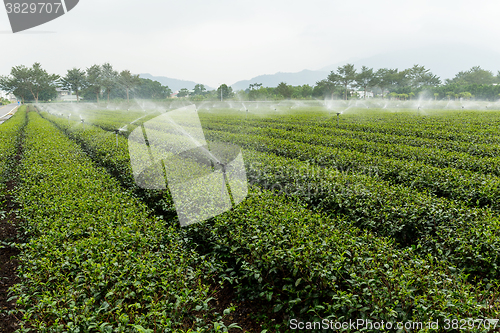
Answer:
[0,179,21,333]
[209,281,285,332]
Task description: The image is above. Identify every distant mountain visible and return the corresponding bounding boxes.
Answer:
[230,44,500,89]
[230,69,329,91]
[139,73,213,92]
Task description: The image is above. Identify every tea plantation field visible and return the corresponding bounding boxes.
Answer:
[1,103,500,332]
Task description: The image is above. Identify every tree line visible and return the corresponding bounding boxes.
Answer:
[0,63,172,103]
[1,63,500,103]
[242,65,500,101]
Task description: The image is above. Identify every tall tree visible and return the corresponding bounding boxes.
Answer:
[336,64,357,100]
[446,66,495,85]
[299,84,313,98]
[0,65,31,103]
[119,70,141,103]
[326,71,342,99]
[217,84,233,100]
[26,63,59,103]
[134,78,171,99]
[276,82,292,99]
[193,84,206,96]
[355,66,376,99]
[407,65,441,89]
[60,68,87,102]
[101,63,118,103]
[177,88,189,98]
[314,79,338,99]
[376,68,398,97]
[86,64,102,103]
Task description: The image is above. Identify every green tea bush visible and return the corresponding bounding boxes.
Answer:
[12,112,232,332]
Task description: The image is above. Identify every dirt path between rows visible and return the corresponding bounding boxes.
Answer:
[0,111,25,332]
[0,180,22,333]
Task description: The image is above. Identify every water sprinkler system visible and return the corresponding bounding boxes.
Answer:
[114,129,119,147]
[336,112,341,127]
[216,161,235,206]
[81,118,85,130]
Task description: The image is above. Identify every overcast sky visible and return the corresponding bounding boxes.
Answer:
[1,0,500,87]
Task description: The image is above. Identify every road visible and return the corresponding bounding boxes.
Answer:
[0,104,19,125]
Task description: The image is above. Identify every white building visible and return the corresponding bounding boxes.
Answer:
[350,90,374,99]
[56,88,69,99]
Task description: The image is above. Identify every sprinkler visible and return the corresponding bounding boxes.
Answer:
[336,112,341,127]
[114,129,119,147]
[67,114,71,125]
[81,118,85,130]
[216,161,234,206]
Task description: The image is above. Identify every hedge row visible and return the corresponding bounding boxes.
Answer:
[201,121,500,176]
[41,111,500,280]
[37,111,500,328]
[12,112,234,332]
[0,106,25,186]
[204,128,500,211]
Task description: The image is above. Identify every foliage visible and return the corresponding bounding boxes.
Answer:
[446,66,497,85]
[59,67,87,102]
[0,63,58,103]
[101,63,119,102]
[275,82,293,99]
[216,84,233,100]
[11,111,239,331]
[177,88,190,98]
[86,64,103,103]
[119,70,141,103]
[133,78,171,99]
[37,108,500,330]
